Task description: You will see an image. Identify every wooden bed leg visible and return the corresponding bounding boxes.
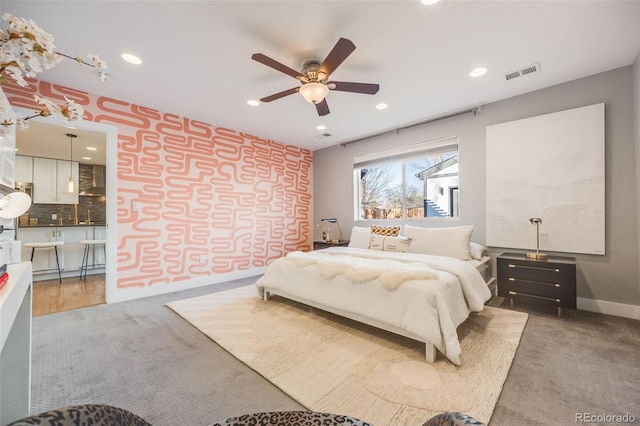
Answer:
[425,344,436,363]
[263,290,270,301]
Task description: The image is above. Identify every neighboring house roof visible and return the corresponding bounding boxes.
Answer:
[416,155,459,180]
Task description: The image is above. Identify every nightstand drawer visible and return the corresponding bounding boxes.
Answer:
[502,277,570,298]
[500,261,574,283]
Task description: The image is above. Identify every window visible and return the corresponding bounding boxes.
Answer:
[354,137,459,220]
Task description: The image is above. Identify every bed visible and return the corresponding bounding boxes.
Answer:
[255,225,493,365]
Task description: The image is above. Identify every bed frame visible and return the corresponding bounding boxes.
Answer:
[262,287,438,363]
[261,256,493,364]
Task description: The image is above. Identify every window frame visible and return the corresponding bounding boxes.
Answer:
[353,136,459,221]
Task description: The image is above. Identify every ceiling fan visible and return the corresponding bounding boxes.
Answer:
[252,37,380,116]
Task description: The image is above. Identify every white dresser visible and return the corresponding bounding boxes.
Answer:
[0,262,33,424]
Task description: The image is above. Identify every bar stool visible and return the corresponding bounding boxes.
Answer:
[24,241,64,283]
[80,239,106,280]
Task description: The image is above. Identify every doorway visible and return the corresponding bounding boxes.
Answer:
[13,108,118,313]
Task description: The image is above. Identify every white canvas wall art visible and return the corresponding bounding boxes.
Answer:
[486,103,605,255]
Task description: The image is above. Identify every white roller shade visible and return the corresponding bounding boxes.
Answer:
[353,135,458,169]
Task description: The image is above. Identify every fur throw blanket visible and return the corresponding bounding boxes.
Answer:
[285,251,438,289]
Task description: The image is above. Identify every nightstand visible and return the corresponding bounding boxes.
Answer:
[313,240,350,250]
[497,252,576,317]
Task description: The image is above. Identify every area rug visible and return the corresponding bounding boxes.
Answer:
[167,285,528,425]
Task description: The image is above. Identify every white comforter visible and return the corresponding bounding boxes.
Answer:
[255,247,492,365]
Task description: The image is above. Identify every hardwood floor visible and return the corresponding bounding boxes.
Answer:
[32,274,106,317]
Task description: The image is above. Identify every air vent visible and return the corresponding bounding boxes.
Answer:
[504,62,541,81]
[505,71,521,81]
[315,133,332,139]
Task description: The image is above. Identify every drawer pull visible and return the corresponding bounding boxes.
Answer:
[508,291,561,303]
[508,263,560,273]
[508,277,561,288]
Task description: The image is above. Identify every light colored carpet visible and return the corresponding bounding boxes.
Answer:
[167,285,528,426]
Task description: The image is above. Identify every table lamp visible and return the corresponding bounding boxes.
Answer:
[0,191,32,219]
[0,191,32,236]
[320,218,343,243]
[526,217,548,260]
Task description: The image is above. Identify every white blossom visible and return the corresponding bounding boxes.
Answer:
[0,13,103,130]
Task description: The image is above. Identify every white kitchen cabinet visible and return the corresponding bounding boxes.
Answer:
[32,157,78,204]
[14,155,33,183]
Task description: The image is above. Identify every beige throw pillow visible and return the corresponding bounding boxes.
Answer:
[369,235,412,253]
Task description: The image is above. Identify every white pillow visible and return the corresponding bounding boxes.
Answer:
[348,226,372,249]
[405,224,474,260]
[369,235,412,253]
[470,242,487,260]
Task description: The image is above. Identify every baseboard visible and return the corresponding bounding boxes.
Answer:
[577,297,640,320]
[106,267,267,304]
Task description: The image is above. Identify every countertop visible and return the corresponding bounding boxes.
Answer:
[18,223,106,228]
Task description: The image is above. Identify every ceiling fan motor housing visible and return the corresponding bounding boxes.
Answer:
[302,60,326,82]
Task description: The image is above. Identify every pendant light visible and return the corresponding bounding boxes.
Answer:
[67,133,77,193]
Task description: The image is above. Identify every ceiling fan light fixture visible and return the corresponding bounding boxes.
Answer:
[299,82,329,104]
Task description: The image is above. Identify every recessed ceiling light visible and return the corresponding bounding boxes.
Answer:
[470,67,488,77]
[247,100,260,106]
[376,103,388,110]
[121,53,142,65]
[86,147,97,151]
[316,125,326,130]
[82,156,92,160]
[421,0,440,4]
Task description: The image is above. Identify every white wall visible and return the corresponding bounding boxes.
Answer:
[313,66,639,316]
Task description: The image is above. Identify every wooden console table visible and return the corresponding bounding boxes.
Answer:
[0,261,33,424]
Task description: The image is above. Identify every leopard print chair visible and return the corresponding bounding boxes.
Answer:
[7,404,152,426]
[209,411,371,425]
[209,410,482,426]
[422,411,486,426]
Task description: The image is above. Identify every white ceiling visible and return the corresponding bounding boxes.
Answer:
[2,1,640,152]
[14,120,107,165]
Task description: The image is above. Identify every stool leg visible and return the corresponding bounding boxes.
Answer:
[30,247,35,262]
[54,246,62,283]
[80,244,89,280]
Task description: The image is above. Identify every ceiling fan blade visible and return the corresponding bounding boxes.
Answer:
[317,38,356,78]
[252,53,303,79]
[329,81,380,95]
[260,87,299,103]
[315,99,330,116]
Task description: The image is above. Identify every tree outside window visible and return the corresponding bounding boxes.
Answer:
[355,151,458,220]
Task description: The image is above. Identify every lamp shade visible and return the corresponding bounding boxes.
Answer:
[0,191,32,219]
[299,82,329,104]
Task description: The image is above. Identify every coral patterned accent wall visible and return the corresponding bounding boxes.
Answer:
[4,80,312,292]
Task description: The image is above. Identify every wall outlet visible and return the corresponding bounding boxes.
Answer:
[199,255,206,264]
[51,214,57,220]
